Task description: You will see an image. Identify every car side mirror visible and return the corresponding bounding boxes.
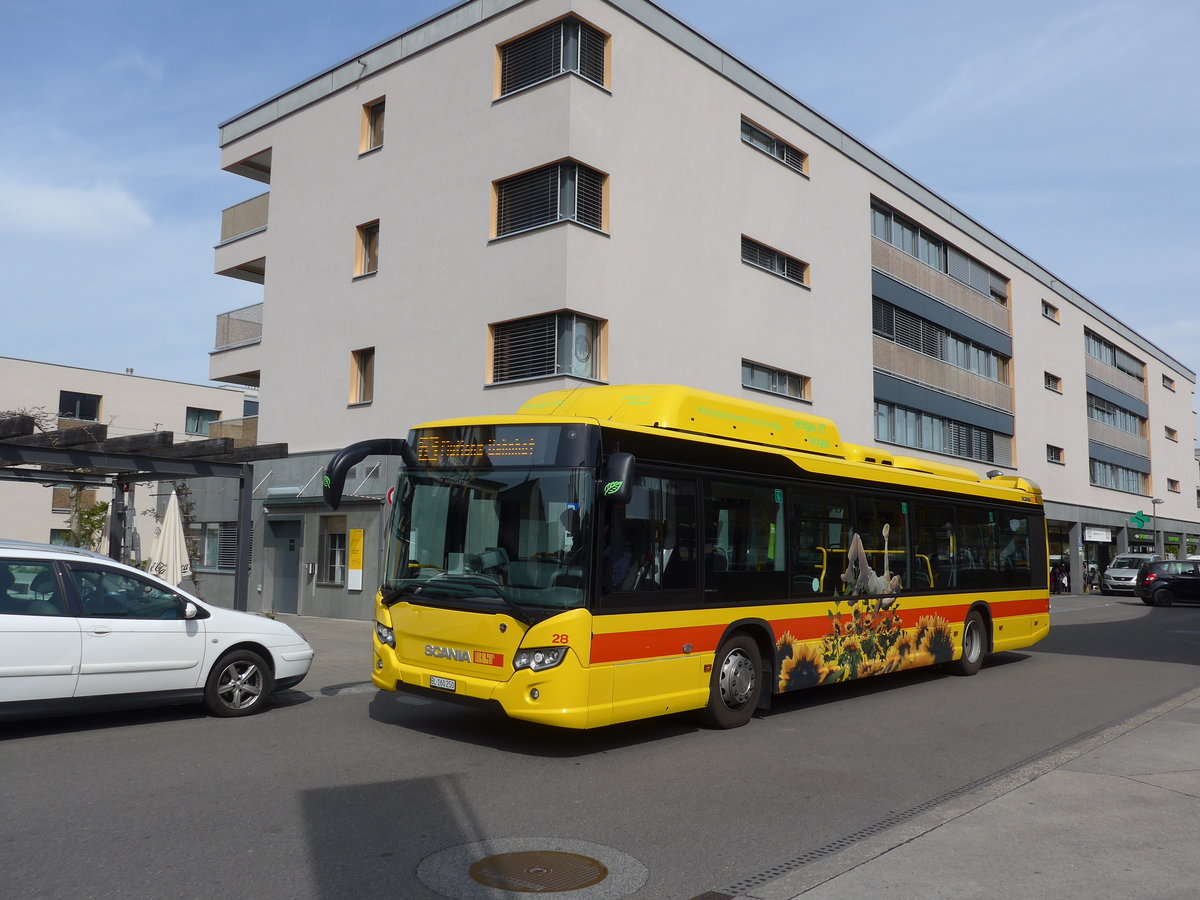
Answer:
[602,452,635,505]
[182,601,198,620]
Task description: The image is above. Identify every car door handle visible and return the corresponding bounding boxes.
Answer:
[89,627,113,636]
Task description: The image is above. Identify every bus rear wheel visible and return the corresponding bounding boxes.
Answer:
[701,634,761,729]
[948,610,986,676]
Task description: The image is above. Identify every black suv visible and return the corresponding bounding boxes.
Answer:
[1134,560,1200,606]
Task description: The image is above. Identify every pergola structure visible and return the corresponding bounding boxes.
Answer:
[0,415,286,611]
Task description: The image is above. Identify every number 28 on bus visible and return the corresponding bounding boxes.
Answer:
[323,384,1049,730]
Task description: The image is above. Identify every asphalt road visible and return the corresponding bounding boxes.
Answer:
[3,594,1198,900]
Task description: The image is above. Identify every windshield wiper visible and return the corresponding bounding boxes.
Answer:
[385,574,534,624]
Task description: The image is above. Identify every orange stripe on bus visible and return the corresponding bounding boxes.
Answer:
[589,595,1049,665]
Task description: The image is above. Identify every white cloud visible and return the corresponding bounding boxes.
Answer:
[0,177,152,239]
[103,50,165,85]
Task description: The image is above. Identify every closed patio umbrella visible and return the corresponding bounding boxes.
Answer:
[146,488,192,587]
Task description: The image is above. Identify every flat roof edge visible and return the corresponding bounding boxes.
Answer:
[219,0,526,142]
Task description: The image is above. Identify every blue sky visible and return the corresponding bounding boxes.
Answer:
[2,0,1197,410]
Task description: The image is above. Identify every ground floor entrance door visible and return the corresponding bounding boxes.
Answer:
[266,519,302,614]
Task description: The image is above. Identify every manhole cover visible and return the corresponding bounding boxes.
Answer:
[418,837,648,899]
[470,850,608,892]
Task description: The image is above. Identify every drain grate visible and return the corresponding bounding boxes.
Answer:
[470,850,609,892]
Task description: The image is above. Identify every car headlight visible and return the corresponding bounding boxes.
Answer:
[512,646,567,672]
[375,621,395,649]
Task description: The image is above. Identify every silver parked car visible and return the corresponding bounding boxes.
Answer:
[1100,553,1162,595]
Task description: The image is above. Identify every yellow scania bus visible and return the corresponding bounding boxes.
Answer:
[324,385,1048,729]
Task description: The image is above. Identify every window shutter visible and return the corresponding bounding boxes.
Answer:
[577,21,605,85]
[493,315,557,381]
[575,165,604,229]
[496,167,559,235]
[893,307,922,352]
[946,246,970,284]
[872,298,893,337]
[217,522,241,570]
[967,259,990,296]
[500,22,563,95]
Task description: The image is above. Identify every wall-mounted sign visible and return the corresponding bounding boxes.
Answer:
[1084,527,1112,542]
[348,528,364,591]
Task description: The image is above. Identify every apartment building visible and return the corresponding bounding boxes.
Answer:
[0,357,256,576]
[211,0,1198,618]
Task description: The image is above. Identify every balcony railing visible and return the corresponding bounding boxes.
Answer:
[214,303,263,352]
[208,416,259,448]
[219,192,269,243]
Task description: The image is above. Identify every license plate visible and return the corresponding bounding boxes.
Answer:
[429,675,457,692]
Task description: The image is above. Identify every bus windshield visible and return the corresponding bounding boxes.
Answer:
[382,466,594,616]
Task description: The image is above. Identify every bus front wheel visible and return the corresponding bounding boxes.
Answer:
[948,610,986,677]
[701,635,762,729]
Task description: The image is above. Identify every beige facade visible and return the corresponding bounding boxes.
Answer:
[0,356,253,559]
[211,0,1198,614]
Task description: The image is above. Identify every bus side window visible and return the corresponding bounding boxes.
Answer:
[789,488,850,597]
[853,497,910,590]
[605,475,697,596]
[704,481,788,603]
[912,503,954,590]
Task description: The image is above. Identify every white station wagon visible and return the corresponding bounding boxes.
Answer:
[0,541,313,719]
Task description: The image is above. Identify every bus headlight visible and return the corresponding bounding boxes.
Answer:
[513,647,567,672]
[375,621,395,649]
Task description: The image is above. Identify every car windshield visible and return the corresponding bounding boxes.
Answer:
[1110,556,1146,569]
[382,467,594,615]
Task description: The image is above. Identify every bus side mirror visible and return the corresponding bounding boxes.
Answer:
[324,438,414,510]
[602,452,635,505]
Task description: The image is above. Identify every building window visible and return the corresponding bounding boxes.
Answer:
[1045,372,1062,393]
[740,118,807,174]
[350,347,375,404]
[490,311,602,383]
[1047,445,1065,465]
[192,522,239,570]
[742,360,810,401]
[494,161,606,237]
[1168,479,1181,493]
[185,407,221,436]
[741,236,808,286]
[49,529,71,546]
[873,298,1007,383]
[361,98,385,153]
[355,221,379,276]
[319,516,348,585]
[875,400,996,463]
[1087,393,1145,436]
[1042,300,1060,322]
[1165,426,1179,442]
[1089,459,1145,494]
[58,390,100,421]
[871,201,1008,304]
[1084,329,1144,382]
[1163,374,1176,391]
[498,16,607,97]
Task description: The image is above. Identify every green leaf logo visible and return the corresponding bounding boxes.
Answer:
[323,475,331,488]
[604,481,623,496]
